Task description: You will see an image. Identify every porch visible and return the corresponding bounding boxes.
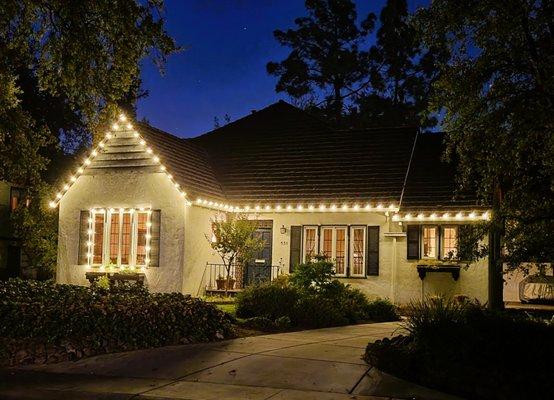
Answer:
[202,262,282,296]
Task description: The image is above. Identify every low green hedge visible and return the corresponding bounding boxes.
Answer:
[0,279,233,365]
[365,297,554,400]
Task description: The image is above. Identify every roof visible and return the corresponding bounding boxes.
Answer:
[136,101,481,210]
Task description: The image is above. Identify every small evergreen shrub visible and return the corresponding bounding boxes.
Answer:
[0,279,233,366]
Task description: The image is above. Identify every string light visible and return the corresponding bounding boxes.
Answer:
[392,211,491,222]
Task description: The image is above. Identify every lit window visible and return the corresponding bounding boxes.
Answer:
[319,227,347,276]
[442,226,458,258]
[89,209,151,267]
[303,226,318,262]
[350,226,366,277]
[422,226,437,258]
[10,187,30,212]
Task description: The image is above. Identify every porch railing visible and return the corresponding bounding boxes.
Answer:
[204,262,282,292]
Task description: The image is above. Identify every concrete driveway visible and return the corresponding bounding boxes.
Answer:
[0,322,461,400]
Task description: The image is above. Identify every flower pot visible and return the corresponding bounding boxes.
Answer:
[216,278,226,290]
[227,278,236,290]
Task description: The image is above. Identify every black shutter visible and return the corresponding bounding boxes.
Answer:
[149,210,161,267]
[77,210,90,265]
[289,225,302,272]
[367,226,380,276]
[407,225,420,260]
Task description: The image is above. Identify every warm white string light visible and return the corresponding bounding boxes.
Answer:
[392,211,491,222]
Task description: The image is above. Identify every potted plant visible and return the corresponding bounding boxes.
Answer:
[227,275,236,290]
[216,274,226,290]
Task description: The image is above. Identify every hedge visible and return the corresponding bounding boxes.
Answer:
[0,279,233,365]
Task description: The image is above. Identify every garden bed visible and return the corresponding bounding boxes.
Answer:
[364,297,554,400]
[0,279,234,367]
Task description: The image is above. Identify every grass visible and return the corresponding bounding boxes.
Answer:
[215,303,237,317]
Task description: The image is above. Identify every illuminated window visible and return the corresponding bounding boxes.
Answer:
[10,187,30,212]
[350,226,366,277]
[318,226,347,276]
[442,226,458,258]
[422,226,437,258]
[303,226,318,262]
[89,209,151,267]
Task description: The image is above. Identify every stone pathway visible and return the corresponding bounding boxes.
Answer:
[0,322,462,399]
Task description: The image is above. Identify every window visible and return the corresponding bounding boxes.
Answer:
[350,226,366,277]
[442,226,458,259]
[422,226,437,258]
[89,209,151,267]
[320,226,347,276]
[303,226,318,262]
[10,187,30,212]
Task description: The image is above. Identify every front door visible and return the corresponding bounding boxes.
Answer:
[245,221,273,286]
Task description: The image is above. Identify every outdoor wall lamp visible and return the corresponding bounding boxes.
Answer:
[280,225,287,234]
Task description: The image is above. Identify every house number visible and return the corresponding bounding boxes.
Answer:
[280,241,288,246]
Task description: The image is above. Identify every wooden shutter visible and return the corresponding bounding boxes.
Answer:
[289,225,302,272]
[149,210,161,267]
[407,225,420,260]
[366,226,380,276]
[77,210,90,265]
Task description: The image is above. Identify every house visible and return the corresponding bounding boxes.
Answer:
[52,101,493,304]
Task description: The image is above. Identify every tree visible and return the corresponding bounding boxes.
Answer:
[207,214,265,294]
[0,0,178,276]
[416,0,554,309]
[349,0,446,129]
[267,0,376,123]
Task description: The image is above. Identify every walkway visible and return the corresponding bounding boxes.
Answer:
[0,322,462,399]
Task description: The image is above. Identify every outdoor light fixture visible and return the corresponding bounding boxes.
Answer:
[280,225,287,234]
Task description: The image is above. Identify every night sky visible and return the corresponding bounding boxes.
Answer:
[138,0,425,138]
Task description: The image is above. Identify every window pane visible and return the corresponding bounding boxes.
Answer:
[352,228,365,275]
[335,228,346,275]
[93,214,104,264]
[109,213,120,264]
[322,228,333,259]
[443,227,458,258]
[136,212,148,265]
[304,228,316,260]
[10,188,21,211]
[422,227,437,258]
[120,213,132,265]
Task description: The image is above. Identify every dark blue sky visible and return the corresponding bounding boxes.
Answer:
[137,0,424,138]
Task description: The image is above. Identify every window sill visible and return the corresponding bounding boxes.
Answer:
[336,276,368,280]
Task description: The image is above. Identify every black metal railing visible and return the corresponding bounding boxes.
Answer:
[204,262,282,291]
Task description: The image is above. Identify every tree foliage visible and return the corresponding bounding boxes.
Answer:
[415,0,554,271]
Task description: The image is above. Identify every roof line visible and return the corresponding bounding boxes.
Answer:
[399,128,420,209]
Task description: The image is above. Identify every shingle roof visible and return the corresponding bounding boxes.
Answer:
[137,101,481,210]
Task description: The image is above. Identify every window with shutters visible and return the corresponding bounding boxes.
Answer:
[88,209,151,267]
[319,226,347,276]
[350,226,366,277]
[303,226,318,262]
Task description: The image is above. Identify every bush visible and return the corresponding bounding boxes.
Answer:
[236,260,401,329]
[365,298,400,322]
[235,282,299,319]
[365,296,554,400]
[0,279,233,365]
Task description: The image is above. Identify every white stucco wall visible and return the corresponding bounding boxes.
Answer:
[57,170,186,292]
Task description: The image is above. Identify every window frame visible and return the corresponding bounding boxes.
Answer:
[88,208,151,268]
[349,225,367,278]
[319,225,348,277]
[441,225,459,260]
[302,225,319,263]
[421,225,439,259]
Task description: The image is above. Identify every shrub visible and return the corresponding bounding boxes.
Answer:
[0,279,233,365]
[366,296,554,400]
[289,256,334,291]
[292,295,349,328]
[365,299,400,322]
[235,282,299,319]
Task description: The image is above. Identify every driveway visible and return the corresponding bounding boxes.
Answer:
[0,322,461,400]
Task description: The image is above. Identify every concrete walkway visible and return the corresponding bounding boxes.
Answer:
[0,322,462,400]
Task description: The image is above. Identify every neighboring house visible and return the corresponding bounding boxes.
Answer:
[0,182,26,279]
[52,101,494,304]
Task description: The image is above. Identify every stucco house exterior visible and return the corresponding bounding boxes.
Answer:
[52,101,493,304]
